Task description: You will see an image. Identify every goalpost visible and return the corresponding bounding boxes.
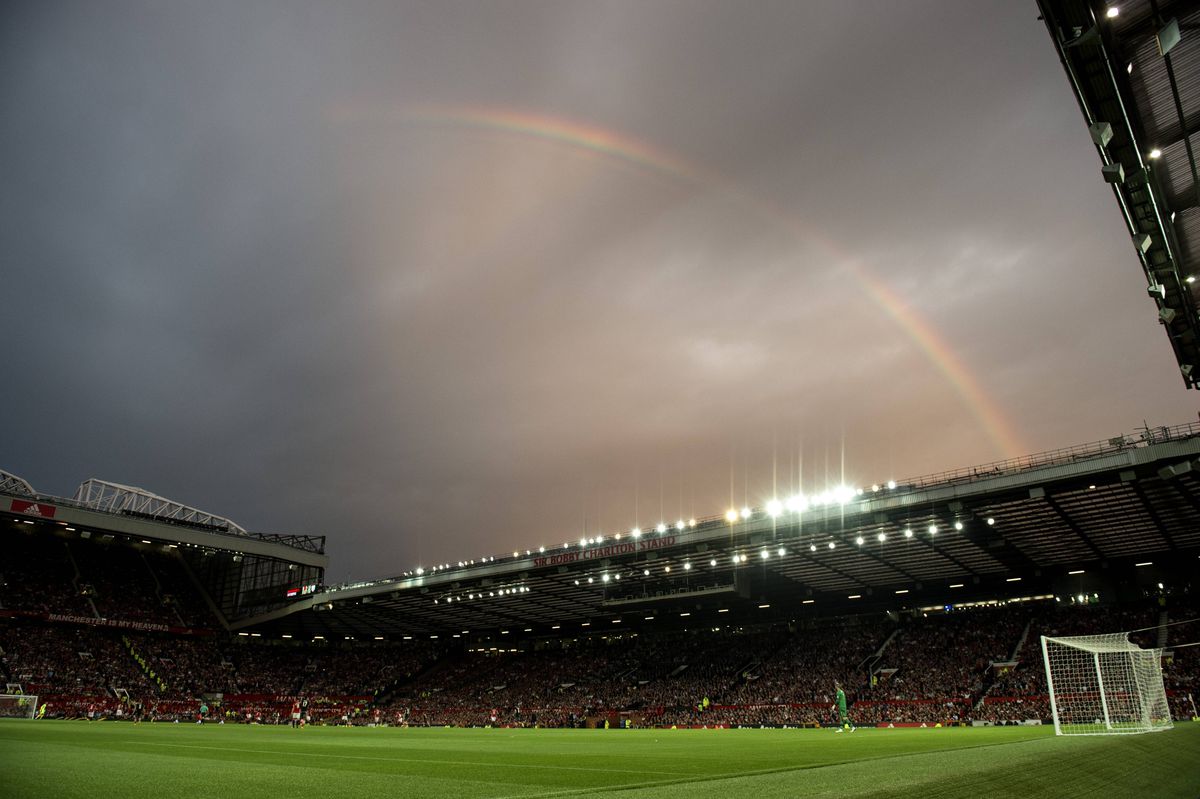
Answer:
[1041,633,1171,736]
[0,694,40,720]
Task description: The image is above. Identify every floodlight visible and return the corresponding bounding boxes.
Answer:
[676,520,686,531]
[855,536,864,546]
[766,499,783,517]
[632,527,642,537]
[877,532,886,542]
[928,524,938,535]
[954,521,964,531]
[904,528,913,538]
[740,506,752,519]
[887,480,896,489]
[656,523,667,534]
[1148,148,1162,159]
[725,509,739,523]
[709,559,717,566]
[828,541,836,550]
[1106,6,1119,18]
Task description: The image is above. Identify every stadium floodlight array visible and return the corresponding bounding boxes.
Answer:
[0,694,39,719]
[1040,633,1172,736]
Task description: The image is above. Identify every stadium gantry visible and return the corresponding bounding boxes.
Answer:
[1037,0,1200,388]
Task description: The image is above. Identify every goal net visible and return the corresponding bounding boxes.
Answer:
[0,694,39,720]
[1041,633,1171,736]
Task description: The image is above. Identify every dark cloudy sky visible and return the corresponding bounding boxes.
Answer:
[2,1,1194,582]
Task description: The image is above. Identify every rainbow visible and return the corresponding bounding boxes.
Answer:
[336,103,1028,459]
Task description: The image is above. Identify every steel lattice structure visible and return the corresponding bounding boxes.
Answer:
[72,478,247,535]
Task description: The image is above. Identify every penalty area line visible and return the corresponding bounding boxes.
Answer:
[136,741,691,777]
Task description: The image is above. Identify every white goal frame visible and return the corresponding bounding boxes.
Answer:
[1041,633,1172,736]
[0,694,40,719]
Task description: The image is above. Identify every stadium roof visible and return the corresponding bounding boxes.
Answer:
[0,471,327,568]
[1038,0,1200,387]
[242,421,1200,640]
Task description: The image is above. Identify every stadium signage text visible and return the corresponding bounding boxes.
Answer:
[0,609,210,636]
[10,499,56,518]
[531,536,677,567]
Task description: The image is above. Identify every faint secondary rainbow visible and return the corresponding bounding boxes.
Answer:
[341,103,1028,459]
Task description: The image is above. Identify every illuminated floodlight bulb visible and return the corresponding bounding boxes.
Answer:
[855,536,864,546]
[601,574,610,583]
[656,523,667,534]
[887,480,897,490]
[683,562,692,570]
[632,527,642,537]
[740,506,752,519]
[688,518,697,527]
[1148,148,1162,159]
[643,569,650,576]
[579,537,588,547]
[761,549,770,559]
[676,520,686,531]
[538,546,545,553]
[827,541,836,550]
[871,485,879,492]
[877,532,886,543]
[954,521,963,531]
[904,528,913,538]
[766,499,783,518]
[1105,6,1119,18]
[709,558,717,566]
[778,547,786,556]
[587,577,594,584]
[732,554,740,565]
[726,509,739,523]
[415,567,424,576]
[986,517,995,526]
[664,565,671,573]
[512,551,519,558]
[928,524,938,535]
[787,494,808,513]
[810,544,817,552]
[834,485,856,505]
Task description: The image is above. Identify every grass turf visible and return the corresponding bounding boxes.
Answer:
[0,720,1197,798]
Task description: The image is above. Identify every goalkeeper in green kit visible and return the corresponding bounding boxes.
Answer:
[834,681,855,733]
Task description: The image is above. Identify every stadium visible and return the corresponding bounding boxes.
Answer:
[3,0,1200,797]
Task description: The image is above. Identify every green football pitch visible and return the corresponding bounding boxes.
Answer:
[1,720,1198,798]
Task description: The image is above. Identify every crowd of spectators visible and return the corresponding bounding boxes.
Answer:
[0,532,217,629]
[2,588,1196,727]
